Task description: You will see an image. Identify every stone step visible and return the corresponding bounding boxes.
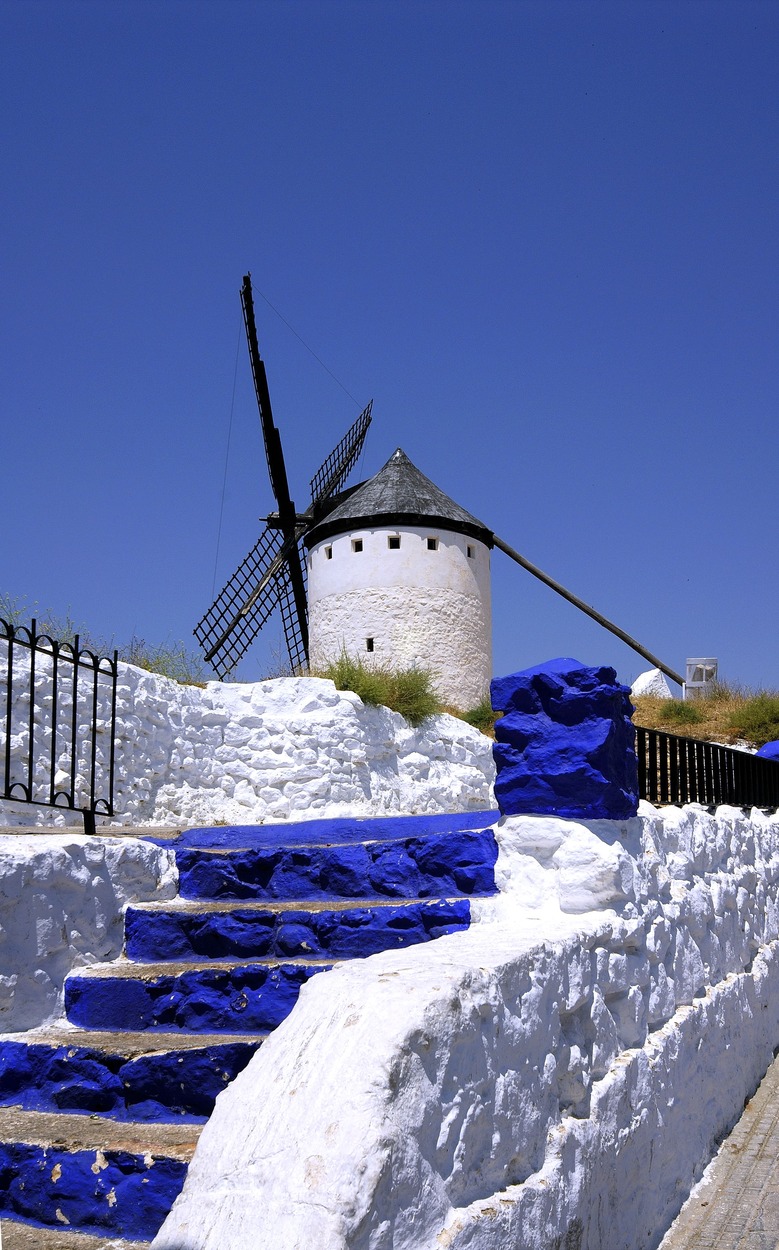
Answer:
[64,957,333,1034]
[0,1108,199,1241]
[124,894,472,962]
[173,827,499,902]
[140,810,500,849]
[0,1028,266,1122]
[1,1218,148,1248]
[0,813,498,1244]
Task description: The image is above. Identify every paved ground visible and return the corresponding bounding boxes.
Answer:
[659,1052,779,1250]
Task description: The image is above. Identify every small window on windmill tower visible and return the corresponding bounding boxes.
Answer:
[388,535,401,550]
[427,537,438,551]
[466,545,475,559]
[366,637,375,652]
[352,539,363,553]
[325,545,333,560]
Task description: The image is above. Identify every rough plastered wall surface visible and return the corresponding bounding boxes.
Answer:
[0,833,176,1030]
[154,801,779,1250]
[0,666,495,828]
[308,586,492,710]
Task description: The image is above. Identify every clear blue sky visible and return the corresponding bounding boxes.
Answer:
[2,0,777,692]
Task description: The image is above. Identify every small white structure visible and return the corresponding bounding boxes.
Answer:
[631,667,673,699]
[686,656,718,698]
[305,449,493,710]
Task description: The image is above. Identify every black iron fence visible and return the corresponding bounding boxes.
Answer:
[1,617,118,833]
[636,725,779,810]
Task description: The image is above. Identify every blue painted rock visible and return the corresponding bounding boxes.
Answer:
[124,897,472,962]
[757,740,779,761]
[0,1032,263,1121]
[0,1109,195,1240]
[175,831,498,902]
[64,960,330,1034]
[491,658,638,820]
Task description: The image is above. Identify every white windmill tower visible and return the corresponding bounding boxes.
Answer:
[304,448,494,709]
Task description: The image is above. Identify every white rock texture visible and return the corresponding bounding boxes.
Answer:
[0,833,176,1030]
[307,526,493,709]
[631,667,673,699]
[154,801,779,1250]
[0,663,496,828]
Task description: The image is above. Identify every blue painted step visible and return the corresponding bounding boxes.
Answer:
[175,830,498,902]
[1,810,499,1243]
[0,1108,196,1242]
[0,1142,185,1240]
[0,1031,264,1122]
[65,959,332,1034]
[124,896,472,962]
[144,810,500,850]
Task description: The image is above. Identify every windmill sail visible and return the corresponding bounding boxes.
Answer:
[276,550,309,674]
[310,400,373,507]
[195,275,372,679]
[195,528,290,678]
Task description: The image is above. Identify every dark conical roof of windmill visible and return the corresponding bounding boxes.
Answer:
[304,448,494,547]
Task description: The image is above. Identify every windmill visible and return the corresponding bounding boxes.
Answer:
[194,275,372,678]
[197,276,683,695]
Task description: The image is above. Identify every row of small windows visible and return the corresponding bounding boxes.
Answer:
[323,538,474,558]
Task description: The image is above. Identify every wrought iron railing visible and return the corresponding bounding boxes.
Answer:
[1,617,118,833]
[636,725,779,810]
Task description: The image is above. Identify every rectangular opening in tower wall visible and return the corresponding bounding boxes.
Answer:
[352,539,363,553]
[366,637,374,652]
[427,537,438,550]
[325,546,333,559]
[388,535,400,549]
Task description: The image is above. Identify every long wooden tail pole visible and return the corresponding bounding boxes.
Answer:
[493,534,684,688]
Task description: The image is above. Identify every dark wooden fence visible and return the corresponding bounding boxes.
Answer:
[635,725,779,809]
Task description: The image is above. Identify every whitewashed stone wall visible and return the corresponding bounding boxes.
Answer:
[0,661,495,828]
[0,833,176,1031]
[154,801,779,1250]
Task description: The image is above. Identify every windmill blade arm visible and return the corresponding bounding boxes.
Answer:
[493,534,684,688]
[310,400,373,507]
[241,274,295,518]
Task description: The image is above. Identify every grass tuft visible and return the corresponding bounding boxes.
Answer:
[656,699,704,727]
[313,652,441,727]
[727,694,779,746]
[1,594,206,685]
[459,697,501,736]
[121,636,207,685]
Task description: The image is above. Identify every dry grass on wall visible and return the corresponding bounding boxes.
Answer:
[632,684,779,749]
